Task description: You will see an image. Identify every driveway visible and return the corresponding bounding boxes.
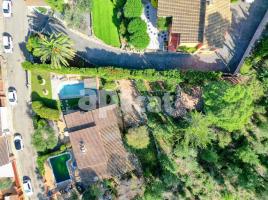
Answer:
[0,0,45,199]
[216,0,268,71]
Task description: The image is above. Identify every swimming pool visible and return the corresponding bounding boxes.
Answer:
[49,153,71,184]
[59,82,85,99]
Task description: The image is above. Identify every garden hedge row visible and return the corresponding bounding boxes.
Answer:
[22,61,182,84]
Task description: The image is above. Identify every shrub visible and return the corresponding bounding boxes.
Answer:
[26,34,40,54]
[22,61,183,84]
[129,31,150,49]
[127,18,147,34]
[32,101,60,121]
[157,17,171,31]
[123,0,143,18]
[32,125,58,152]
[45,0,65,13]
[126,126,150,149]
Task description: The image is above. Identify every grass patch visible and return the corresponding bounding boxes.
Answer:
[92,0,120,47]
[31,71,58,109]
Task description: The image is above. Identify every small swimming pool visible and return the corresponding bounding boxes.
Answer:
[49,153,71,184]
[59,82,85,99]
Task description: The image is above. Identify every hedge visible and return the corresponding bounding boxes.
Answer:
[123,0,143,18]
[128,18,147,34]
[32,101,60,121]
[22,61,183,84]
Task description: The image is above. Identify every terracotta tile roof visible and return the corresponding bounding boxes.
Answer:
[0,136,9,166]
[158,0,231,47]
[64,105,132,180]
[158,0,206,43]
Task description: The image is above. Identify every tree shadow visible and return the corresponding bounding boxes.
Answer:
[31,91,58,109]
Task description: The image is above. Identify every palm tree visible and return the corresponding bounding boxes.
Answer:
[33,33,76,68]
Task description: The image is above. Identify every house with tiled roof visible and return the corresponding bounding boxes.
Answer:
[157,0,231,51]
[64,105,134,183]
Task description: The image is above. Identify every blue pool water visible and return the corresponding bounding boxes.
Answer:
[59,83,85,99]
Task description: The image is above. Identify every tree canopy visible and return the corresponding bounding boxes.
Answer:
[123,0,143,18]
[203,81,255,132]
[31,121,58,152]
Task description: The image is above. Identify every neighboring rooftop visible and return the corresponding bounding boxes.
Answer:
[64,105,133,182]
[0,137,9,167]
[158,0,231,47]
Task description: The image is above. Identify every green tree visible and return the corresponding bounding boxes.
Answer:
[127,18,147,34]
[183,111,214,149]
[236,146,260,165]
[32,125,58,152]
[32,33,76,69]
[32,101,60,121]
[126,126,150,149]
[129,31,150,49]
[203,81,255,132]
[123,0,143,18]
[82,183,103,200]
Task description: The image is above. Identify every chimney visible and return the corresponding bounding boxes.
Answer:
[79,140,86,153]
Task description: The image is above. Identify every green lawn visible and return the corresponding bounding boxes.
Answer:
[92,0,120,47]
[31,71,58,109]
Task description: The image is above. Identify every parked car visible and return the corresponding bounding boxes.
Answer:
[13,133,24,151]
[2,34,13,53]
[8,87,17,105]
[2,0,12,18]
[23,176,33,196]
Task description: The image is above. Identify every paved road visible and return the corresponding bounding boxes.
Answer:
[1,0,45,199]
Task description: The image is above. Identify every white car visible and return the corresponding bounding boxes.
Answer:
[23,177,33,196]
[14,133,24,151]
[2,0,12,18]
[3,34,13,53]
[8,87,17,105]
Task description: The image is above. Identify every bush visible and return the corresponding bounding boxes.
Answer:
[32,101,60,121]
[123,0,143,18]
[126,126,150,149]
[127,18,147,34]
[157,17,171,31]
[26,34,40,54]
[45,0,65,13]
[22,61,183,84]
[32,125,58,152]
[129,31,150,49]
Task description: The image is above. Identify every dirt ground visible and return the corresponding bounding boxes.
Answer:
[118,80,146,128]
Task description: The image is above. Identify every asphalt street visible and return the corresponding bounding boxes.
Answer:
[0,0,45,199]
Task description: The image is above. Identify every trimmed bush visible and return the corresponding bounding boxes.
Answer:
[123,0,143,18]
[22,61,183,85]
[32,101,60,121]
[127,18,147,34]
[129,31,150,49]
[126,126,150,149]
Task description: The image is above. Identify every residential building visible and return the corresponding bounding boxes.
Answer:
[64,105,134,184]
[157,0,231,51]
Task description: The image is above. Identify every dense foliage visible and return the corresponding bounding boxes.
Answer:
[22,61,182,84]
[32,101,60,121]
[123,0,143,18]
[31,119,58,152]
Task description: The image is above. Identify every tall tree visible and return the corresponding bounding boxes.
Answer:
[33,33,76,68]
[183,111,214,149]
[203,81,255,132]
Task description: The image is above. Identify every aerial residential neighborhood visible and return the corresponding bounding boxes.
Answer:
[0,0,268,199]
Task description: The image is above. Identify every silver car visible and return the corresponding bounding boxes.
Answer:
[3,34,13,53]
